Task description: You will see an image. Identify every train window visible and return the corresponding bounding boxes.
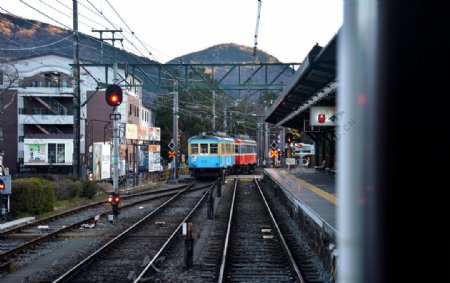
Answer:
[210,143,218,154]
[200,143,208,154]
[226,143,231,154]
[235,145,239,154]
[191,144,199,154]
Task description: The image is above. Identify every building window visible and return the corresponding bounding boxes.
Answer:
[19,136,24,142]
[57,144,65,163]
[45,72,61,87]
[48,143,56,163]
[48,143,65,163]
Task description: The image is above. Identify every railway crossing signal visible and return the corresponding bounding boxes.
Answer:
[270,149,278,158]
[105,84,123,107]
[168,150,175,162]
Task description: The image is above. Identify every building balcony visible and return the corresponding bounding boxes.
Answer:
[19,113,74,125]
[19,85,74,97]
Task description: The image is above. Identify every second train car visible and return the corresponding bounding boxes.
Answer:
[187,132,257,179]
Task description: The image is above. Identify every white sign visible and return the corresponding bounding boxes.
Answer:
[285,158,296,165]
[310,106,337,126]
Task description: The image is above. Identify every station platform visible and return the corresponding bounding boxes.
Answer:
[263,166,337,235]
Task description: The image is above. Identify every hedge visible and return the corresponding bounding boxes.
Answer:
[10,178,55,215]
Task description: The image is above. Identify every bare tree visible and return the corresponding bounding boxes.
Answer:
[0,58,19,152]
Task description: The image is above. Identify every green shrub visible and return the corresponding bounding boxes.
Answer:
[96,182,113,193]
[10,178,55,216]
[81,180,98,199]
[53,179,82,200]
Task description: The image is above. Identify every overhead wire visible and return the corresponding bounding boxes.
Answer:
[85,0,221,105]
[2,1,234,127]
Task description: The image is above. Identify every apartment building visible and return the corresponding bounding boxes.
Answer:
[0,53,152,177]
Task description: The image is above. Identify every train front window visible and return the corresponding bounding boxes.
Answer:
[200,143,208,154]
[191,144,199,154]
[210,143,218,154]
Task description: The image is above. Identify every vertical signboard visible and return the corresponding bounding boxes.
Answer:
[137,146,148,172]
[148,145,162,172]
[149,127,161,141]
[125,124,138,140]
[92,143,111,180]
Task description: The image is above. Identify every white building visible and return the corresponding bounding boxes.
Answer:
[0,53,153,176]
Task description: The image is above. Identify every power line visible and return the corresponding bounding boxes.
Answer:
[19,0,70,30]
[0,35,72,50]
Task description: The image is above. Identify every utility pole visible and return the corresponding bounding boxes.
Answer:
[72,0,81,178]
[212,91,216,131]
[279,127,286,168]
[172,81,179,182]
[92,29,123,63]
[264,106,269,165]
[223,108,227,133]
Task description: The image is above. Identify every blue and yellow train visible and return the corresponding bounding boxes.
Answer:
[187,132,257,178]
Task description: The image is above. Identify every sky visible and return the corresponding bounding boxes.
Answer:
[0,0,343,64]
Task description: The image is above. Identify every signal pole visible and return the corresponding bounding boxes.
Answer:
[92,29,123,217]
[264,106,269,166]
[112,62,119,196]
[172,81,179,182]
[212,91,216,130]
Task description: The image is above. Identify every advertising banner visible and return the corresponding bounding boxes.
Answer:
[125,124,138,140]
[138,125,149,141]
[148,145,162,172]
[24,144,46,164]
[92,143,111,180]
[149,127,161,141]
[137,146,148,172]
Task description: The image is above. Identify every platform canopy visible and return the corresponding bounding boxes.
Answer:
[265,32,338,131]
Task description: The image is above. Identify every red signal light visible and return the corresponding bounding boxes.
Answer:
[113,196,121,203]
[105,84,123,107]
[0,180,5,190]
[107,195,113,203]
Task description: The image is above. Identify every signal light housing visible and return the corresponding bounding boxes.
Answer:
[107,193,121,204]
[105,84,123,107]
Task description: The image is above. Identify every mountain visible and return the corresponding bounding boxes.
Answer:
[0,13,295,103]
[168,43,296,101]
[169,43,280,64]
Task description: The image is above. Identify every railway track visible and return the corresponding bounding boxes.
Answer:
[0,184,190,271]
[218,178,304,282]
[51,182,213,282]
